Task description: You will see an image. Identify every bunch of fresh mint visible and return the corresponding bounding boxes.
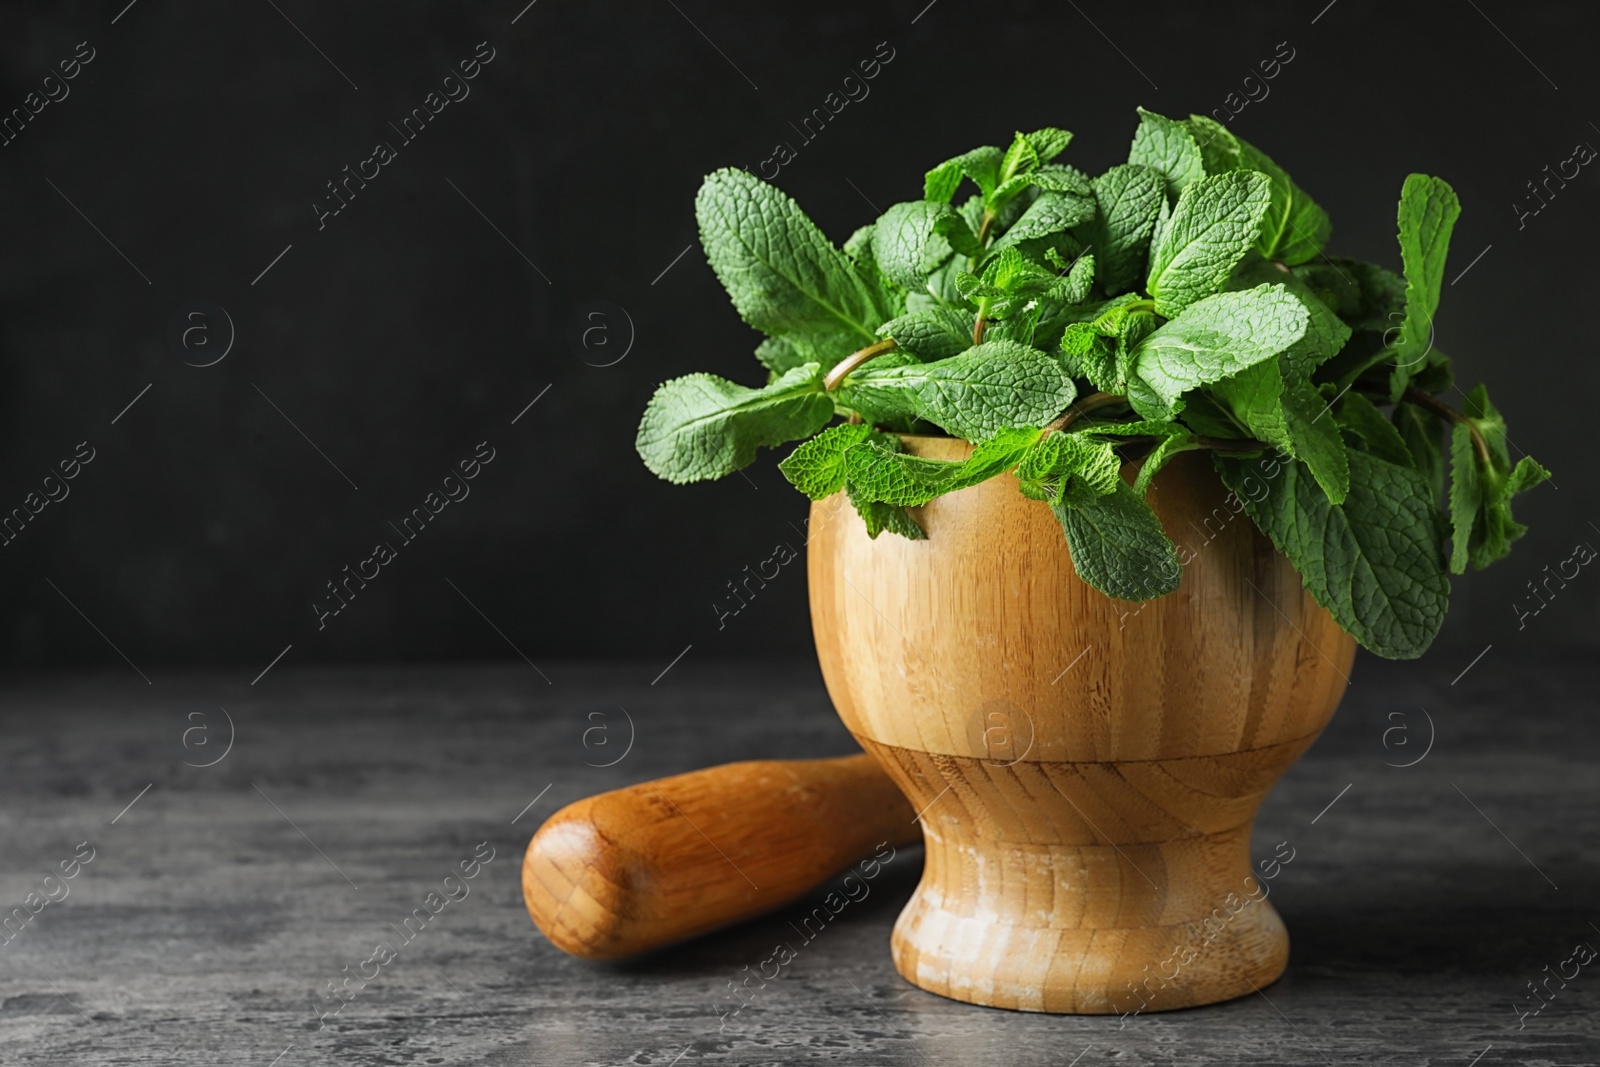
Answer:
[635,108,1547,659]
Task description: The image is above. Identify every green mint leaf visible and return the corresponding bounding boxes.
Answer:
[1000,131,1040,184]
[1447,421,1480,575]
[1133,433,1198,496]
[962,247,1064,321]
[1208,363,1349,503]
[1395,401,1445,503]
[990,192,1098,252]
[1016,432,1122,504]
[844,427,1040,507]
[1282,378,1350,503]
[637,363,833,484]
[1409,348,1456,395]
[1241,148,1330,266]
[1460,383,1510,468]
[1022,126,1073,164]
[1082,418,1183,440]
[1185,117,1331,266]
[837,339,1076,442]
[924,145,1003,203]
[872,201,957,292]
[1309,258,1407,332]
[1228,256,1352,377]
[1129,283,1309,418]
[778,422,873,500]
[846,478,926,540]
[877,308,972,362]
[696,168,889,342]
[1048,252,1097,306]
[1128,107,1205,200]
[932,212,983,257]
[1052,480,1182,601]
[1146,170,1272,317]
[1218,450,1450,659]
[843,223,874,261]
[1083,164,1165,295]
[1470,456,1549,570]
[1059,323,1119,392]
[1186,114,1241,174]
[1336,391,1411,466]
[842,222,906,315]
[755,331,859,376]
[1207,358,1286,441]
[1031,164,1093,196]
[1171,389,1245,439]
[1448,383,1551,571]
[1390,174,1461,399]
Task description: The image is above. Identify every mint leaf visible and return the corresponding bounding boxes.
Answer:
[877,308,972,362]
[1000,131,1040,186]
[1031,164,1093,196]
[1022,126,1073,163]
[1337,391,1411,466]
[1186,113,1241,174]
[1281,378,1350,503]
[1448,384,1551,571]
[1128,107,1205,200]
[837,339,1075,442]
[1395,401,1445,502]
[1059,322,1118,392]
[1471,456,1549,569]
[846,478,926,540]
[696,169,890,342]
[1016,431,1122,504]
[842,222,905,316]
[1218,450,1449,659]
[990,192,1097,251]
[1054,251,1098,305]
[1146,170,1272,317]
[1312,258,1407,332]
[844,427,1040,507]
[1133,433,1198,496]
[755,331,859,376]
[1208,363,1349,503]
[1053,480,1182,601]
[1083,164,1165,295]
[925,146,1003,203]
[1129,283,1309,418]
[932,212,983,257]
[872,201,957,291]
[1186,117,1331,266]
[1390,174,1461,399]
[1447,422,1480,575]
[637,363,833,483]
[1228,256,1352,377]
[778,422,872,499]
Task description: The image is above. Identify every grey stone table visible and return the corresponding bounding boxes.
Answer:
[0,651,1595,1066]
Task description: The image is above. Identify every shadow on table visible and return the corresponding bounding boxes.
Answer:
[603,843,926,977]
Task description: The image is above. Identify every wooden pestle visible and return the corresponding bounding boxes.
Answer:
[522,753,921,960]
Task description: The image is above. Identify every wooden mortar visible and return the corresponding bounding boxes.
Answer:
[808,441,1355,1013]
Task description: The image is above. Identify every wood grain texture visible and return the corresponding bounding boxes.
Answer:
[523,754,921,960]
[809,441,1357,1013]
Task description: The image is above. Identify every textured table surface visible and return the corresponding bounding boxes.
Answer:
[0,652,1595,1066]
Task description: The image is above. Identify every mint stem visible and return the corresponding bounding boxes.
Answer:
[1401,386,1491,467]
[823,338,897,391]
[1043,391,1129,434]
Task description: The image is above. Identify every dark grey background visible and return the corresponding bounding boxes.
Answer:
[0,0,1594,671]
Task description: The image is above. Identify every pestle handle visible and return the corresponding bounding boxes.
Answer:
[521,753,919,960]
